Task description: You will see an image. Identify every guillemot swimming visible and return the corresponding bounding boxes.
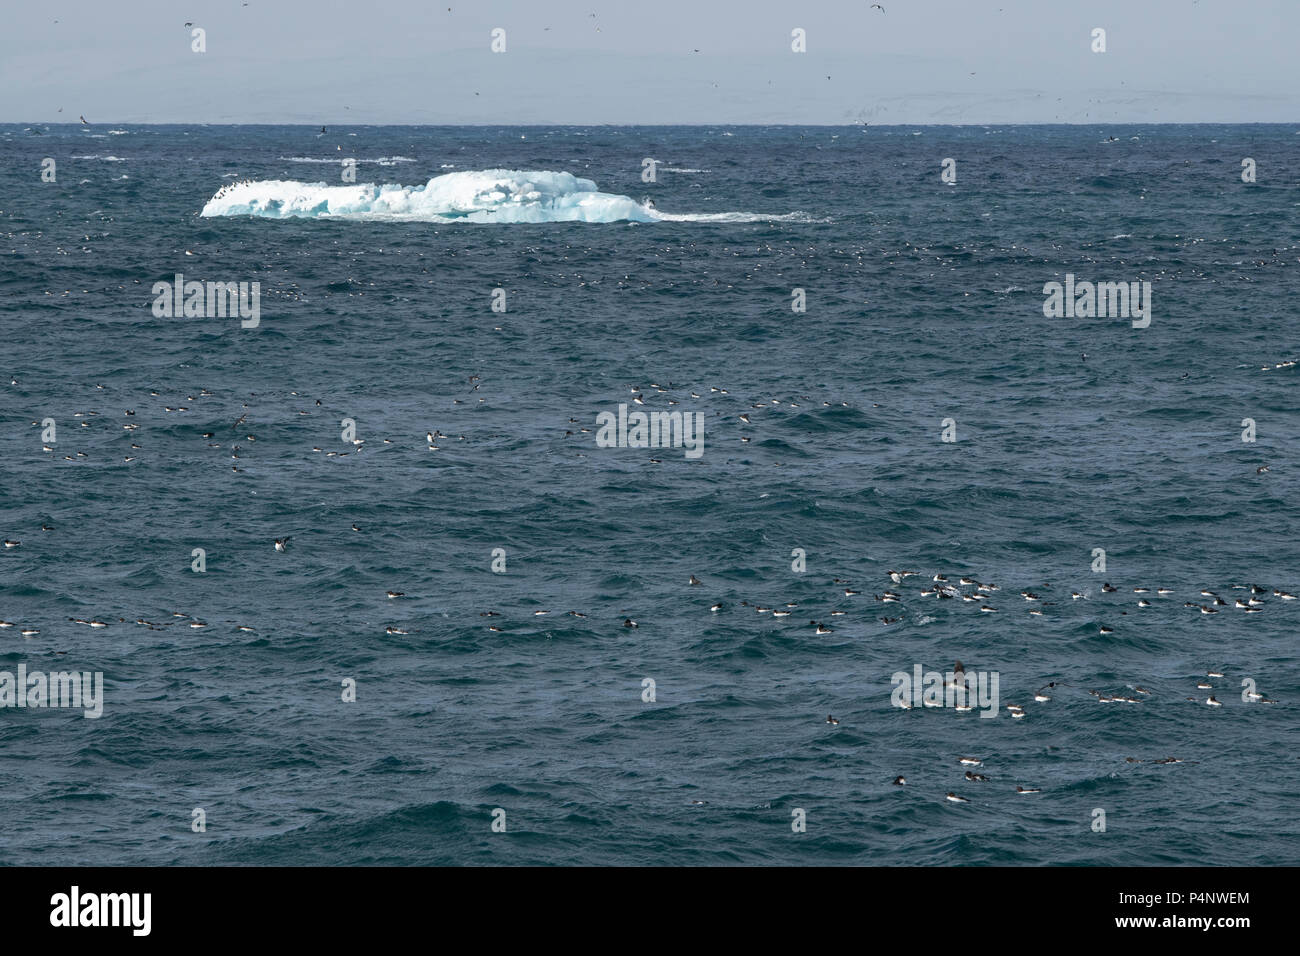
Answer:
[825,715,838,725]
[709,603,722,612]
[1205,696,1222,706]
[945,793,969,803]
[892,775,906,785]
[688,575,702,586]
[385,626,408,635]
[965,770,989,782]
[958,756,983,767]
[274,537,290,552]
[1015,786,1041,794]
[386,591,405,599]
[1102,583,1117,593]
[815,622,832,634]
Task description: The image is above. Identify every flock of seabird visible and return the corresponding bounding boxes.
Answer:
[3,376,1288,814]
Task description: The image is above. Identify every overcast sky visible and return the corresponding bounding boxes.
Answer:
[2,0,1295,124]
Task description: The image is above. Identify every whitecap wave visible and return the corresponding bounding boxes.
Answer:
[200,168,810,225]
[278,155,417,165]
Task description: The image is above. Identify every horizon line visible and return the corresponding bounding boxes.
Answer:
[6,120,1300,128]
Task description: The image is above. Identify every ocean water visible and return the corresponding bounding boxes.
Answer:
[1,124,1298,866]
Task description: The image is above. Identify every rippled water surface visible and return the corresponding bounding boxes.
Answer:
[1,124,1298,864]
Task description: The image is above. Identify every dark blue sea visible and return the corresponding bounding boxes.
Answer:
[1,124,1297,865]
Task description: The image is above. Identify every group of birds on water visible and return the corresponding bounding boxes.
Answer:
[830,655,1269,805]
[798,566,1287,806]
[4,375,1290,812]
[887,756,1045,804]
[784,569,1297,632]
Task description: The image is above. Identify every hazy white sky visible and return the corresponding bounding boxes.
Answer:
[2,0,1295,124]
